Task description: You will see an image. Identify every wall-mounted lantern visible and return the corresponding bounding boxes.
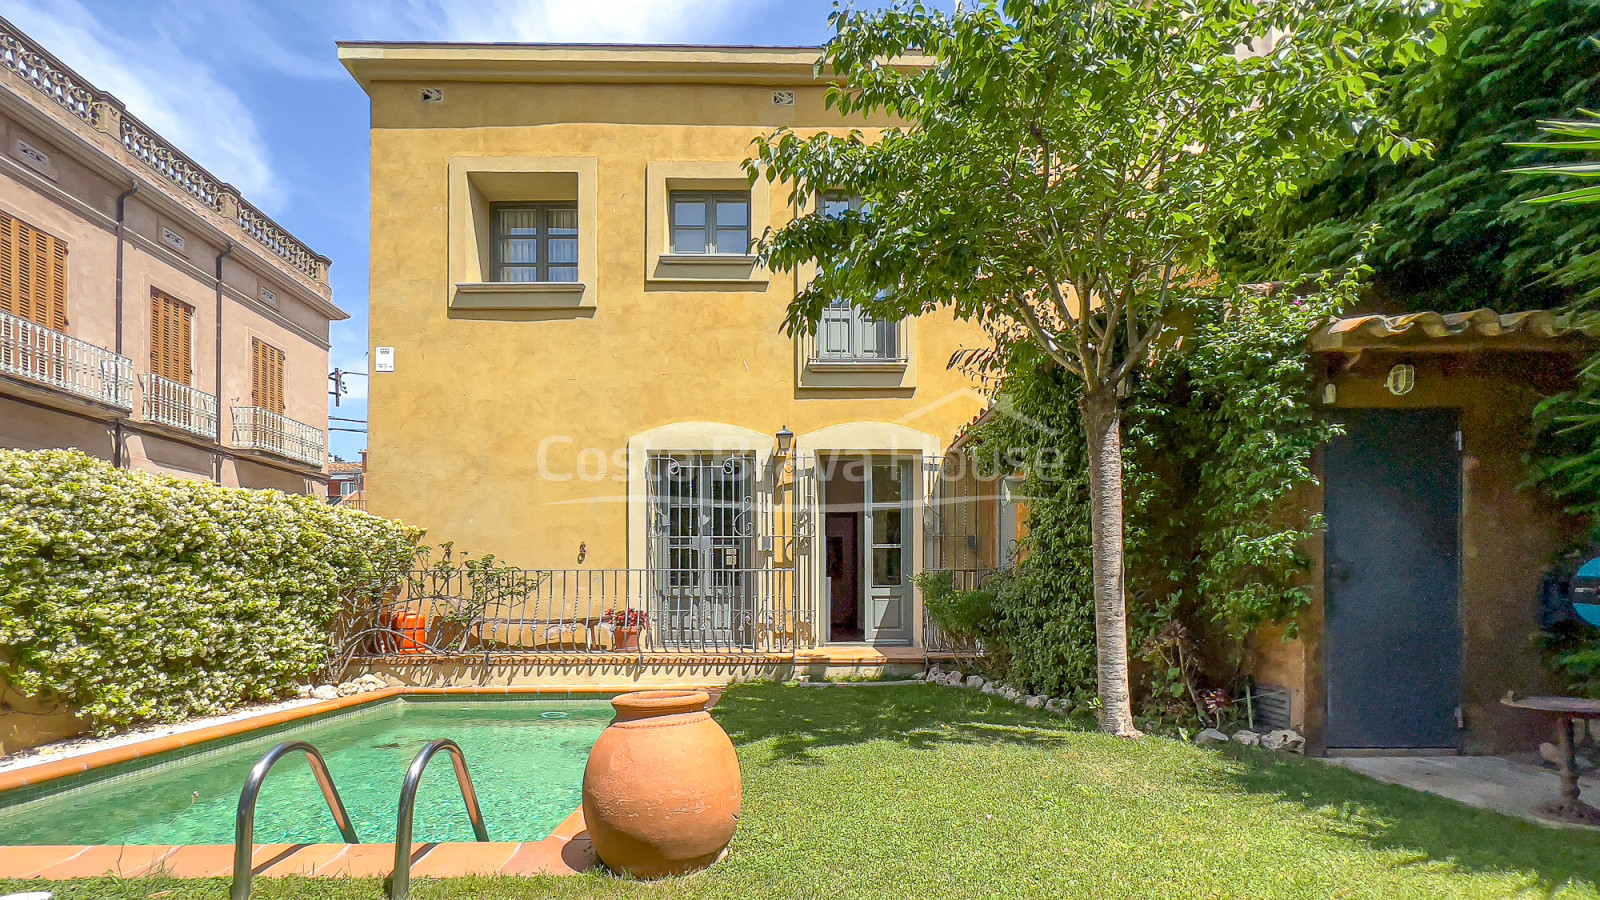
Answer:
[1386,364,1415,396]
[775,425,794,459]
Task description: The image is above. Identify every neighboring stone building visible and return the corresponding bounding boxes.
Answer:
[340,43,993,655]
[0,17,344,493]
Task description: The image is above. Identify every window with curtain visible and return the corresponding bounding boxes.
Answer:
[669,192,750,255]
[0,211,68,331]
[149,289,193,385]
[491,203,578,282]
[251,337,285,414]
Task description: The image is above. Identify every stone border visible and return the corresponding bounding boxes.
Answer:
[921,666,1079,717]
[922,666,1306,751]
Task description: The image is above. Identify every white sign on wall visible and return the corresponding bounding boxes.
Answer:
[375,346,395,372]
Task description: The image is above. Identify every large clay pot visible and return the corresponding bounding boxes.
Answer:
[581,690,741,878]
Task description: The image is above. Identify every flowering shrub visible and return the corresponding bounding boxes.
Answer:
[601,608,649,628]
[0,449,423,729]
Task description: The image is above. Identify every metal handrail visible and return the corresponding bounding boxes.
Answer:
[232,741,360,900]
[387,739,490,900]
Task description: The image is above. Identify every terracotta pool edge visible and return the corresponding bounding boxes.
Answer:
[0,689,405,792]
[0,807,599,879]
[0,684,720,793]
[0,691,670,881]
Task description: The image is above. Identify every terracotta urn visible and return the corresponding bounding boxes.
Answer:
[581,690,741,878]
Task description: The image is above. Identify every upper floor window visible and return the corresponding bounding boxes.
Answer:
[821,192,860,220]
[814,193,902,363]
[251,337,286,414]
[670,192,750,255]
[0,210,67,331]
[150,289,193,386]
[491,203,578,283]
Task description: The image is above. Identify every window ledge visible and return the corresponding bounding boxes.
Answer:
[451,282,589,310]
[658,253,760,266]
[806,357,910,373]
[649,254,767,287]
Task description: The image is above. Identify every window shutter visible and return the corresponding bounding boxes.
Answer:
[0,216,13,318]
[0,212,67,330]
[150,290,193,385]
[251,337,285,414]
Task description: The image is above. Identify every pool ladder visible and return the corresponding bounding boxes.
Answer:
[230,739,490,900]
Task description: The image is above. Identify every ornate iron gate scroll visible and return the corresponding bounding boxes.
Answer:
[647,455,756,649]
[785,453,819,649]
[645,453,817,651]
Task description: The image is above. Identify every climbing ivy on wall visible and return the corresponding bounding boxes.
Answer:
[1227,0,1600,313]
[935,280,1354,721]
[0,450,423,729]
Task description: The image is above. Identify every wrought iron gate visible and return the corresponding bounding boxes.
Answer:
[647,454,756,648]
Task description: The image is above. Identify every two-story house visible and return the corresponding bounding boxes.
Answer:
[340,43,1000,663]
[0,17,343,493]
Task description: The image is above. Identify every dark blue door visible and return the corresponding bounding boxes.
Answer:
[1324,408,1461,749]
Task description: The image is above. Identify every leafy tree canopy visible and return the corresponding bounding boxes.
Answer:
[750,0,1450,735]
[1228,0,1600,312]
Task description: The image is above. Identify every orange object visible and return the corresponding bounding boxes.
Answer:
[390,612,428,655]
[581,690,741,878]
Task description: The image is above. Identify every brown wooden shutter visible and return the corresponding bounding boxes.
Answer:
[251,337,285,413]
[0,211,68,330]
[149,289,193,385]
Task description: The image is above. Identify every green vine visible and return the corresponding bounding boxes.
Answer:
[928,277,1356,725]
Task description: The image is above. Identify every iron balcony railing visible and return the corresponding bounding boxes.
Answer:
[231,406,325,468]
[337,567,811,661]
[139,373,217,440]
[0,310,133,409]
[808,301,906,367]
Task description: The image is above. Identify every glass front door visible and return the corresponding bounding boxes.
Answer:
[863,457,913,644]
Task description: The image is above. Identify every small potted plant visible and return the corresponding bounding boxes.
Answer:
[603,608,650,650]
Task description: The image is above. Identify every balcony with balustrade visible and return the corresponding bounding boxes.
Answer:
[138,374,217,441]
[231,406,325,469]
[0,309,133,411]
[0,17,331,291]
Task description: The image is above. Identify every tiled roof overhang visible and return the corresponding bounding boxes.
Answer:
[1311,309,1598,353]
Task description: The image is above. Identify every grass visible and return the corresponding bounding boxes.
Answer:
[6,682,1600,899]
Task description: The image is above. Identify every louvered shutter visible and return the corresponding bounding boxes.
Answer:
[251,337,285,414]
[0,212,67,330]
[150,290,193,385]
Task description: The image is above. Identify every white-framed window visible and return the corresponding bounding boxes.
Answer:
[669,192,750,255]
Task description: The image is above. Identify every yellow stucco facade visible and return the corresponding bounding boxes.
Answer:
[343,45,993,649]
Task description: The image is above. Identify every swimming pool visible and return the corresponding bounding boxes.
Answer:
[0,698,612,845]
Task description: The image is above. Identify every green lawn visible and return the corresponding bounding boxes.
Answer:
[8,683,1599,898]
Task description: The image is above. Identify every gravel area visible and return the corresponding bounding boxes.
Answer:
[0,696,323,775]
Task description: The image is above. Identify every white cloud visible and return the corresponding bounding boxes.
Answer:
[4,0,283,208]
[345,0,747,43]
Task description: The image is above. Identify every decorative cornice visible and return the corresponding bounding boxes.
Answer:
[337,42,925,88]
[0,15,334,291]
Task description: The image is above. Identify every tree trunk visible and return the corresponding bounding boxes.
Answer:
[1080,385,1142,738]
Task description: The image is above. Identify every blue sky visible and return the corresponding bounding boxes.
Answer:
[0,0,917,460]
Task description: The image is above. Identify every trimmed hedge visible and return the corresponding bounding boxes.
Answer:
[0,449,422,729]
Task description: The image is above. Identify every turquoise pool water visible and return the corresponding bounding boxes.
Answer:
[0,698,612,845]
